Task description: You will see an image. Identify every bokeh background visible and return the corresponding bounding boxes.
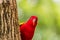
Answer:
[16,0,60,40]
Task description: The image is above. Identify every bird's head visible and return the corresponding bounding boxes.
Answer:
[26,16,38,27]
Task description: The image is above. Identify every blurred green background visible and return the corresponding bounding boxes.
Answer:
[16,0,60,40]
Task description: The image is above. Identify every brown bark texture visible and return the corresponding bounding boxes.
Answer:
[0,0,21,40]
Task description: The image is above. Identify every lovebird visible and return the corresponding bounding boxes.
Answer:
[20,16,38,40]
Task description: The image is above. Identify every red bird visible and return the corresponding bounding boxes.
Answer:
[20,16,38,40]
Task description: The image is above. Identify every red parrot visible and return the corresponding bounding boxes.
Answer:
[20,16,38,40]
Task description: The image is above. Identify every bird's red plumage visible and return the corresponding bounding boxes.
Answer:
[20,16,38,40]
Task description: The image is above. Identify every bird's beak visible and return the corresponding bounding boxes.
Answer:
[33,19,36,26]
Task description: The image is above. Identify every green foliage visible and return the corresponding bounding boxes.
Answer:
[17,0,60,40]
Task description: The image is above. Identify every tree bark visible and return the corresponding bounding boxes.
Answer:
[0,0,21,40]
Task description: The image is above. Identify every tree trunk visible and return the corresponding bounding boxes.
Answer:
[0,0,21,40]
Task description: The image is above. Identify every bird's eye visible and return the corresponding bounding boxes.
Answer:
[33,19,36,23]
[33,19,36,25]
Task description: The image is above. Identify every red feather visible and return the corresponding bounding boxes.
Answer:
[20,16,38,40]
